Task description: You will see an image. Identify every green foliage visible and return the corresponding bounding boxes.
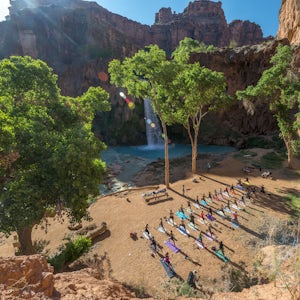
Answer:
[48,235,92,272]
[172,37,216,63]
[0,56,111,253]
[260,151,284,169]
[284,194,300,217]
[236,44,300,167]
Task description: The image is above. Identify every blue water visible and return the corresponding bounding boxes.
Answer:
[102,144,235,165]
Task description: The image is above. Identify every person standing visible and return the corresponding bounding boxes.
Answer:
[219,240,224,254]
[169,209,174,224]
[182,185,185,196]
[190,213,195,225]
[164,252,171,265]
[169,230,175,245]
[233,211,238,223]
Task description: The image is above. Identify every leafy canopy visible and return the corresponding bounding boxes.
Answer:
[0,56,110,236]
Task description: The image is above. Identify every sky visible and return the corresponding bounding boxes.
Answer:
[0,0,281,37]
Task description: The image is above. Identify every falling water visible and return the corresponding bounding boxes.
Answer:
[144,98,164,147]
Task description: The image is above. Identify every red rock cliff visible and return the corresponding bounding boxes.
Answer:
[278,0,300,45]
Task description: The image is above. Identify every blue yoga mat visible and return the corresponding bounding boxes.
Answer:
[200,200,208,206]
[235,184,245,191]
[175,211,188,220]
[165,240,180,253]
[160,259,176,278]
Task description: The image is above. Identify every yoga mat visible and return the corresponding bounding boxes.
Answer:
[215,249,229,262]
[185,207,193,214]
[235,184,245,191]
[204,232,215,241]
[143,231,152,240]
[165,240,180,253]
[231,204,241,210]
[222,192,230,198]
[198,218,205,224]
[188,222,199,231]
[195,240,204,249]
[206,214,215,221]
[231,221,239,228]
[158,226,167,234]
[200,200,208,206]
[193,203,201,209]
[216,210,225,218]
[224,207,233,214]
[160,259,176,278]
[166,219,177,227]
[177,226,190,237]
[175,211,188,220]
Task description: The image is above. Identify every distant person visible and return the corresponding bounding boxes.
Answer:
[169,230,175,244]
[200,210,205,220]
[150,236,157,252]
[144,224,150,235]
[187,201,191,210]
[233,212,238,223]
[260,185,265,193]
[187,270,198,288]
[169,209,174,223]
[164,252,171,266]
[207,162,211,172]
[197,233,203,243]
[159,218,164,229]
[219,241,224,254]
[182,185,185,196]
[209,208,213,216]
[179,204,184,214]
[190,213,195,225]
[180,219,186,230]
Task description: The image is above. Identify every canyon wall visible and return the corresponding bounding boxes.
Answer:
[277,0,300,45]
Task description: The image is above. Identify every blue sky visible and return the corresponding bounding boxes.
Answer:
[0,0,281,37]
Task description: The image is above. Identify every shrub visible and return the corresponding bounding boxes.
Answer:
[48,235,92,272]
[260,151,284,169]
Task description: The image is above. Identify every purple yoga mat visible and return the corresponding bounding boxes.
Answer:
[165,240,180,253]
[206,214,215,221]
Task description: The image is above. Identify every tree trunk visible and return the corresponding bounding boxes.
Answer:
[17,226,35,255]
[161,121,170,188]
[287,146,294,169]
[283,136,294,169]
[191,142,197,174]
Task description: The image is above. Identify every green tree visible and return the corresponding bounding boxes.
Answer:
[237,45,300,168]
[109,45,178,188]
[0,56,110,254]
[169,38,229,173]
[170,63,229,173]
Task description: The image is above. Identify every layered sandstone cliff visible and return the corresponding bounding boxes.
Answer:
[277,0,300,45]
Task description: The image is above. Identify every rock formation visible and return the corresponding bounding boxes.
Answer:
[0,0,281,145]
[277,0,300,45]
[0,255,54,298]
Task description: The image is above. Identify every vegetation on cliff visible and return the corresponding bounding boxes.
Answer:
[237,44,300,168]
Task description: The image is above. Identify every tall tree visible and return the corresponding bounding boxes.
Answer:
[237,45,300,168]
[109,45,178,188]
[0,56,110,254]
[169,38,229,174]
[169,63,229,173]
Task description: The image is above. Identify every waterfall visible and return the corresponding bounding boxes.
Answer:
[144,98,164,147]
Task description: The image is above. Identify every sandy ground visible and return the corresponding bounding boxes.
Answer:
[0,148,299,298]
